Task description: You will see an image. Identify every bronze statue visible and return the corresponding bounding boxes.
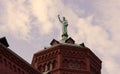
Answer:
[58,15,68,37]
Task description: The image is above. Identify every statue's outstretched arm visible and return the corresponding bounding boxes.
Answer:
[58,15,62,23]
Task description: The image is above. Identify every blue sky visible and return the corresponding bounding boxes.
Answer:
[0,0,120,74]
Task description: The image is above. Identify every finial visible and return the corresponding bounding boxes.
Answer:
[58,15,68,40]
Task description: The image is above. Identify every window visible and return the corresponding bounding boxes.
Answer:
[69,62,79,70]
[80,61,86,70]
[47,63,50,70]
[0,56,2,63]
[52,60,57,69]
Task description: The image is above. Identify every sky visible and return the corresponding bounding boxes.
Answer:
[0,0,120,74]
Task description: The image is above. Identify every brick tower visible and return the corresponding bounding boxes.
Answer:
[31,16,102,74]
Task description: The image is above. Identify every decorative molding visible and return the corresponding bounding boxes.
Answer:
[37,59,57,73]
[32,43,102,74]
[50,39,59,46]
[65,37,75,44]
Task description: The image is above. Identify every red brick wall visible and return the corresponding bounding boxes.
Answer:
[32,44,102,74]
[0,43,41,74]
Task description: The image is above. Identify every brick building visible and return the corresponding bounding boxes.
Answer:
[32,37,102,74]
[0,37,41,74]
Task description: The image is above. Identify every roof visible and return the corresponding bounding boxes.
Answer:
[0,37,9,47]
[0,43,41,74]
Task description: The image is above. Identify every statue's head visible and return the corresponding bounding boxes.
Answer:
[63,17,66,20]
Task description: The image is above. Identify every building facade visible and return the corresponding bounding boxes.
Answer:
[0,37,41,74]
[32,37,102,74]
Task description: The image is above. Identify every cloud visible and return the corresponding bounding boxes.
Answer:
[0,0,86,40]
[28,0,53,34]
[64,1,120,74]
[29,0,71,35]
[0,0,78,39]
[0,0,120,74]
[0,0,31,40]
[91,0,120,74]
[104,58,120,74]
[94,0,120,41]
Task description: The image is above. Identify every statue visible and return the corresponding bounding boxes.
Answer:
[58,15,68,38]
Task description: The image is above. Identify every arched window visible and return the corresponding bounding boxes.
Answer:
[9,62,12,70]
[80,61,86,70]
[45,55,47,59]
[13,65,17,72]
[52,52,55,56]
[0,56,2,63]
[38,65,42,71]
[38,57,41,61]
[43,63,47,72]
[47,62,51,70]
[63,59,69,68]
[4,58,7,66]
[42,56,44,60]
[73,61,79,70]
[17,68,20,73]
[48,53,51,57]
[52,60,57,69]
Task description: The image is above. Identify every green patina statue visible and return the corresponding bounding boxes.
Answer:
[58,15,68,38]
